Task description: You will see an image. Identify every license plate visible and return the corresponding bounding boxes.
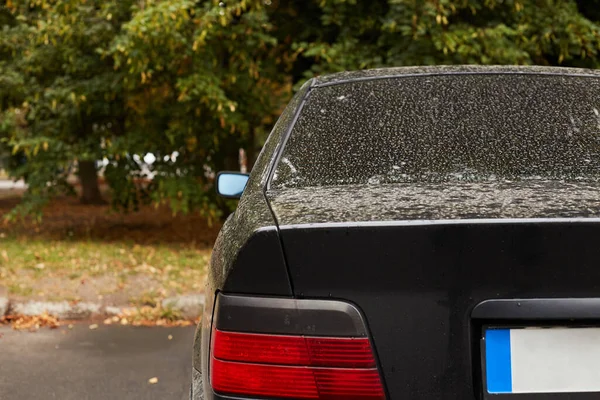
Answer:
[485,327,600,394]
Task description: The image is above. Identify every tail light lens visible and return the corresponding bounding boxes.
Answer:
[213,330,377,368]
[211,329,385,399]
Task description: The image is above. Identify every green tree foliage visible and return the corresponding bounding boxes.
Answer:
[294,0,600,76]
[0,0,135,214]
[105,0,290,215]
[2,0,600,219]
[1,0,291,219]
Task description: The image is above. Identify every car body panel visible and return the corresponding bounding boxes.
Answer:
[277,220,600,399]
[311,65,600,87]
[267,182,600,225]
[192,80,312,398]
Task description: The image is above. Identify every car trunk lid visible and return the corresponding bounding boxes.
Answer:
[275,219,600,399]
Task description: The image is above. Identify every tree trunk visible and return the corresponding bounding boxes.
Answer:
[78,160,105,205]
[246,128,256,172]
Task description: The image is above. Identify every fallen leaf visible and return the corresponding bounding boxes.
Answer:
[103,318,113,325]
[4,312,59,331]
[89,324,98,330]
[148,377,158,384]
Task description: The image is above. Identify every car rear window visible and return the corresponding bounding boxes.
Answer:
[270,74,600,188]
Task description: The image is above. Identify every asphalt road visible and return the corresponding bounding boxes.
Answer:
[0,323,195,399]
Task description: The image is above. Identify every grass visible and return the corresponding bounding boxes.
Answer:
[0,236,211,301]
[0,193,221,305]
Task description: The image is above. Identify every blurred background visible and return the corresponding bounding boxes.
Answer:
[2,0,600,398]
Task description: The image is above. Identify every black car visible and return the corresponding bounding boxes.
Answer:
[192,66,600,400]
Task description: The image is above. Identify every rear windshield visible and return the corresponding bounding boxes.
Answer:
[271,74,600,188]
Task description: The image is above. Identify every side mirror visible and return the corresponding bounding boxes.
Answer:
[216,172,250,199]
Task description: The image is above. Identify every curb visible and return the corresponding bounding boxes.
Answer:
[162,294,206,319]
[10,301,100,319]
[0,293,205,321]
[0,297,8,318]
[0,286,8,317]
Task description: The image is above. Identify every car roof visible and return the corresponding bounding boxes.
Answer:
[313,65,600,87]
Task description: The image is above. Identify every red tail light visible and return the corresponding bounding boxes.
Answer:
[213,330,377,368]
[211,329,385,399]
